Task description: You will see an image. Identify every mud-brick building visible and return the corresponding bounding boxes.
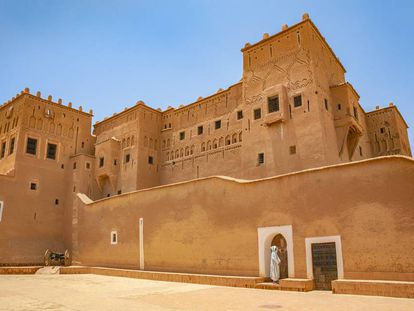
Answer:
[0,14,413,293]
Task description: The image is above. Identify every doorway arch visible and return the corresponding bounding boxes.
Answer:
[257,225,294,278]
[271,234,288,279]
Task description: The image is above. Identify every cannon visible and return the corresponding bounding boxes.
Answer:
[44,249,71,266]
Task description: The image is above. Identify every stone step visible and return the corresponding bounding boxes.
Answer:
[255,279,314,292]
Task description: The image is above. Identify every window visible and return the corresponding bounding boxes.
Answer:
[324,99,329,111]
[46,143,57,160]
[26,138,37,155]
[73,162,77,169]
[258,153,265,165]
[380,127,385,134]
[9,138,15,155]
[0,142,5,159]
[148,156,153,164]
[294,95,302,108]
[337,104,342,110]
[215,120,221,129]
[81,142,85,148]
[353,106,358,120]
[55,199,59,205]
[198,126,203,135]
[268,96,280,113]
[254,108,262,120]
[99,157,104,167]
[237,110,244,120]
[86,162,91,169]
[179,131,185,140]
[111,231,118,245]
[117,190,122,195]
[125,153,130,163]
[113,159,117,166]
[359,146,363,156]
[30,182,37,190]
[290,145,297,155]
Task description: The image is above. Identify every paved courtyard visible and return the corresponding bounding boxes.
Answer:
[0,274,413,311]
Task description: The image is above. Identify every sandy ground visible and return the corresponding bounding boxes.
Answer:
[0,274,413,311]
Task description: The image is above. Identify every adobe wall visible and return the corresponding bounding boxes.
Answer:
[75,156,414,281]
[0,172,66,265]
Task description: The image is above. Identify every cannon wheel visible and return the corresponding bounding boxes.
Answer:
[44,249,51,266]
[64,250,70,266]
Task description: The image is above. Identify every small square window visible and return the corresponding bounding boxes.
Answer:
[30,183,37,190]
[253,108,262,120]
[179,131,185,140]
[26,138,38,155]
[148,156,153,165]
[324,99,329,111]
[237,110,243,120]
[198,126,203,135]
[46,143,57,160]
[99,157,104,167]
[215,120,221,129]
[289,145,297,155]
[117,190,122,195]
[125,154,130,163]
[258,153,264,165]
[268,96,280,113]
[294,95,302,108]
[86,162,91,169]
[111,231,118,245]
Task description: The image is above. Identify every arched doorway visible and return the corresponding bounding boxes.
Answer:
[271,234,288,279]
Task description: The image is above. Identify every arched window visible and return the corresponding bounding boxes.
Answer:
[219,137,224,147]
[166,152,169,160]
[185,147,189,156]
[213,139,218,149]
[201,142,206,152]
[127,137,131,147]
[232,133,237,143]
[225,135,231,145]
[207,141,211,150]
[175,150,179,158]
[190,145,195,155]
[180,148,184,157]
[163,140,166,149]
[239,132,243,142]
[167,139,170,147]
[122,139,126,148]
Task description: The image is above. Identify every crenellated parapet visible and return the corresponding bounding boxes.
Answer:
[0,87,93,117]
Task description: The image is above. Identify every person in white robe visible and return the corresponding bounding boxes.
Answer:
[270,245,281,282]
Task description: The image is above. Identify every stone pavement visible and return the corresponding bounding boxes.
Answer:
[0,274,413,311]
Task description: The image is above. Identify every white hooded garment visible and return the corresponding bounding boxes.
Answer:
[270,245,281,282]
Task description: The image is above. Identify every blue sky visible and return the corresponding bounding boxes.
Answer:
[0,0,413,144]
